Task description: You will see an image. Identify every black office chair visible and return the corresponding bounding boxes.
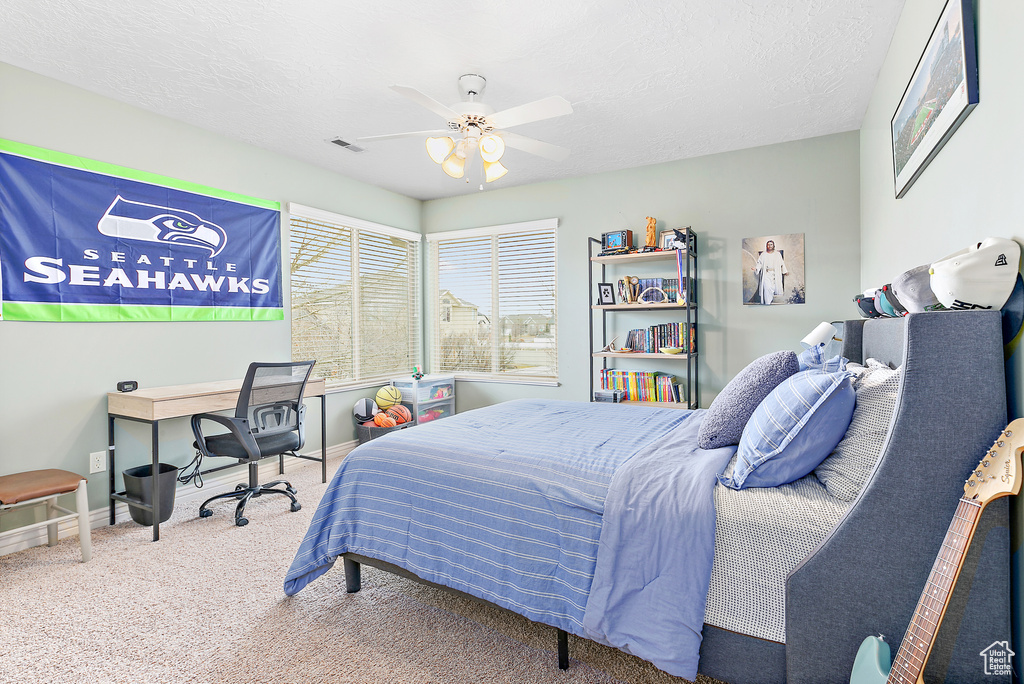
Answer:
[190,360,315,526]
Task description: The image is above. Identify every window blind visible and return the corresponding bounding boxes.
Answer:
[289,205,421,387]
[428,219,557,381]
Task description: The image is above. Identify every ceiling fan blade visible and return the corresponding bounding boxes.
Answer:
[390,85,462,122]
[357,130,454,142]
[488,96,573,129]
[498,131,570,162]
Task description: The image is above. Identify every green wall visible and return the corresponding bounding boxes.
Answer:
[0,62,862,524]
[0,62,421,512]
[423,132,862,411]
[859,0,1024,656]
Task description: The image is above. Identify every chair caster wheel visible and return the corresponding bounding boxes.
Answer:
[199,509,213,518]
[235,517,249,527]
[235,484,246,491]
[286,485,297,495]
[290,502,302,512]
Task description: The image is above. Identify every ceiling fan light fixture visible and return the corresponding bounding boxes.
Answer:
[483,159,508,183]
[442,153,466,179]
[479,134,505,163]
[453,136,475,160]
[425,136,455,164]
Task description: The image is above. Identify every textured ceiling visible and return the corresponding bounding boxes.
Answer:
[0,0,905,201]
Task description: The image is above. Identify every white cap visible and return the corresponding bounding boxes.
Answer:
[929,237,1021,310]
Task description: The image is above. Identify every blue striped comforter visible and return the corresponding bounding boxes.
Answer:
[284,398,735,679]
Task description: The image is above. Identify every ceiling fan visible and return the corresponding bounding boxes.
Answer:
[357,74,573,183]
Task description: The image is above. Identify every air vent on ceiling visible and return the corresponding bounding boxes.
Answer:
[329,137,366,153]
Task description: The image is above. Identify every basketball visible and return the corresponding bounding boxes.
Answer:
[373,412,397,428]
[353,398,379,423]
[375,385,403,410]
[386,405,412,424]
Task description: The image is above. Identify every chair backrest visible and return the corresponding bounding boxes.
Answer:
[235,361,316,436]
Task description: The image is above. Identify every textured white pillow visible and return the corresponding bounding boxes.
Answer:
[813,360,901,501]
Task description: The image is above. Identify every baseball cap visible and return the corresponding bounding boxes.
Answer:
[853,292,881,318]
[874,288,898,317]
[929,237,1021,310]
[881,284,908,316]
[891,264,947,313]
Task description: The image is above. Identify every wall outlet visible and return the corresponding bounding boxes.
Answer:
[89,450,106,474]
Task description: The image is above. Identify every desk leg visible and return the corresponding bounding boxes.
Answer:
[321,395,327,483]
[108,414,116,526]
[151,421,160,542]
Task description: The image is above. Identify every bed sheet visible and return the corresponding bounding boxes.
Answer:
[284,399,735,680]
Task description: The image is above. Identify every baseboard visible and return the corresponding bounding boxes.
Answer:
[0,440,357,558]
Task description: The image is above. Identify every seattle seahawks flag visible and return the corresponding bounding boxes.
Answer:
[0,139,283,321]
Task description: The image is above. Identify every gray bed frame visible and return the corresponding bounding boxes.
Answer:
[345,311,1014,684]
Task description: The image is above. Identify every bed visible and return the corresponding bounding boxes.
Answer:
[285,311,1013,684]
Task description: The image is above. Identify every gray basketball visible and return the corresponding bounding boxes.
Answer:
[353,398,379,423]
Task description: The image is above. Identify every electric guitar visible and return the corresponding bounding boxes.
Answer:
[849,418,1024,684]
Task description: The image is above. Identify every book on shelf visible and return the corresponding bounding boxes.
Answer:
[613,276,694,305]
[614,276,691,304]
[598,369,682,403]
[622,322,696,353]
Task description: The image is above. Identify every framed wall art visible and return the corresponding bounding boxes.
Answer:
[891,0,978,199]
[742,233,805,306]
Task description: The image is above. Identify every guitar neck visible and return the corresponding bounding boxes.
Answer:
[887,497,983,684]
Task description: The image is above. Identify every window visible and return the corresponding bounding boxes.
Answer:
[428,219,557,382]
[289,204,421,387]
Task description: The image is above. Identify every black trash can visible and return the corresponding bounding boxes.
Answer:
[123,463,178,526]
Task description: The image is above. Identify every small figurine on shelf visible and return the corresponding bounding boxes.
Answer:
[640,217,659,253]
[670,228,688,251]
[411,365,424,380]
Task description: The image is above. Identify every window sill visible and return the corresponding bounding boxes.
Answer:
[324,377,402,394]
[454,375,560,387]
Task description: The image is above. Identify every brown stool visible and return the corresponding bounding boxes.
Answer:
[0,469,91,562]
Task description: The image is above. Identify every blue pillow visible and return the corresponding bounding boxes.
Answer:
[719,370,856,489]
[797,344,848,372]
[697,350,800,449]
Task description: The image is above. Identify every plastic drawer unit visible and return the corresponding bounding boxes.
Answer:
[390,374,455,425]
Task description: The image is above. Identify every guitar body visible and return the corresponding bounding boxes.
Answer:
[849,636,890,684]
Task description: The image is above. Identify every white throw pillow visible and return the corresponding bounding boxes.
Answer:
[813,360,901,501]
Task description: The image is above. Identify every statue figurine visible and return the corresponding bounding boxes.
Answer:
[642,216,658,252]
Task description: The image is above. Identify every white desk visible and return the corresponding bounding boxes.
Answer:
[107,377,327,541]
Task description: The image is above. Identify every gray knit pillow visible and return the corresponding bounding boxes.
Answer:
[697,350,800,449]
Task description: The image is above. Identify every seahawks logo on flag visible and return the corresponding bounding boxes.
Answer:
[97,195,227,257]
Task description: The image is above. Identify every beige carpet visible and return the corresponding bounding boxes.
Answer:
[0,458,727,684]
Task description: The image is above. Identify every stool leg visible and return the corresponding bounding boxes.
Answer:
[76,480,91,562]
[46,496,59,547]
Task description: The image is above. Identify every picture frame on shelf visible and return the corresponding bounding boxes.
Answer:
[659,230,677,250]
[597,282,616,305]
[890,0,978,199]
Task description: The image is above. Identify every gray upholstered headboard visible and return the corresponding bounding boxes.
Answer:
[785,310,1012,684]
[839,316,905,368]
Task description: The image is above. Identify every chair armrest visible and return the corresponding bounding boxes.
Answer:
[190,413,261,461]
